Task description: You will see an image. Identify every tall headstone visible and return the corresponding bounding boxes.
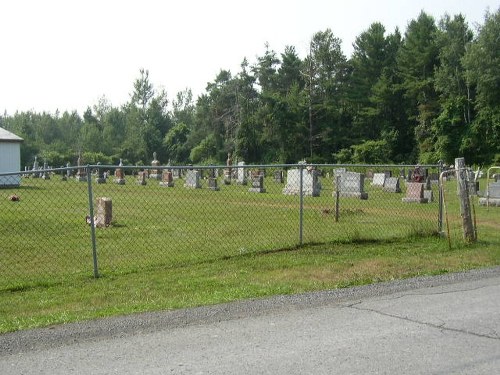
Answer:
[32,156,40,178]
[66,162,71,179]
[114,159,126,185]
[336,171,368,199]
[76,153,87,182]
[41,161,50,180]
[224,153,233,185]
[237,161,247,185]
[150,152,161,180]
[94,197,112,228]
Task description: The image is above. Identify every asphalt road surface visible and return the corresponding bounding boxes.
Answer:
[1,267,500,374]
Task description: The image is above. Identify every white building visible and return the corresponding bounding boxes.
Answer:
[0,127,23,187]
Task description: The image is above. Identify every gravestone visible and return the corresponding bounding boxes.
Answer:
[249,175,266,193]
[96,162,106,184]
[334,168,346,178]
[136,171,147,186]
[41,162,50,180]
[76,154,87,182]
[402,182,428,203]
[382,177,401,193]
[274,170,284,183]
[94,197,112,228]
[172,169,181,179]
[32,156,40,178]
[365,169,374,179]
[336,171,368,199]
[479,181,500,206]
[184,170,201,189]
[371,173,386,187]
[237,161,247,185]
[429,172,439,184]
[159,170,174,187]
[282,168,320,197]
[149,152,161,180]
[207,177,219,191]
[66,162,71,179]
[114,159,126,185]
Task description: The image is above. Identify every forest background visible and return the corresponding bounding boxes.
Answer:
[1,9,499,169]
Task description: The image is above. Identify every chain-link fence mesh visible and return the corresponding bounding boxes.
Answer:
[1,163,443,288]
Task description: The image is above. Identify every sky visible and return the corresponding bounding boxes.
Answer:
[0,0,497,115]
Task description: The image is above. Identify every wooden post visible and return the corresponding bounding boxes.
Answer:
[455,158,475,242]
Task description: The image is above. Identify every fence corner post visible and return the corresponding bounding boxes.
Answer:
[454,158,476,243]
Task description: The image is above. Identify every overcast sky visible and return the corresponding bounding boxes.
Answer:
[0,0,497,115]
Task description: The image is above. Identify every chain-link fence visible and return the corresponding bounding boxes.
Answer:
[1,163,443,288]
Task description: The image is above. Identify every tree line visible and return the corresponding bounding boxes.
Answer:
[1,9,499,168]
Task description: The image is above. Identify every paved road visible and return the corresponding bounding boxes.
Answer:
[1,267,500,374]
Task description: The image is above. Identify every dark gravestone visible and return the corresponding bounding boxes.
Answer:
[383,177,401,193]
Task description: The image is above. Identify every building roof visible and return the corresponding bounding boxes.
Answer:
[0,127,23,142]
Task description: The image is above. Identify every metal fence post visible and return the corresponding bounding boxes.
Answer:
[438,160,444,234]
[299,164,304,245]
[86,165,99,278]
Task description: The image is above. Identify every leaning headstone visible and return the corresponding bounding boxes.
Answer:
[249,175,266,193]
[336,171,368,199]
[184,169,201,189]
[402,182,428,203]
[114,159,126,185]
[383,177,401,193]
[159,170,174,187]
[371,173,386,187]
[237,161,247,185]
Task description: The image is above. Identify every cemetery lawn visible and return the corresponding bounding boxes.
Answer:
[1,235,500,334]
[1,174,500,333]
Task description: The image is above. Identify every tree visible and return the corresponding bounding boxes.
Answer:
[123,69,171,163]
[397,11,440,162]
[304,29,348,161]
[462,8,500,164]
[433,14,474,163]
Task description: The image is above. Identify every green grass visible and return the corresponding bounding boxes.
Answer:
[1,171,499,333]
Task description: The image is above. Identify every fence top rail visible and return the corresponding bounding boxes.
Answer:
[3,162,443,176]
